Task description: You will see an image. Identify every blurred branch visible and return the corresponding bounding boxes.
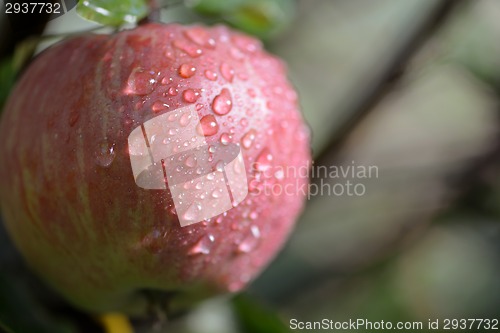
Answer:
[315,0,462,164]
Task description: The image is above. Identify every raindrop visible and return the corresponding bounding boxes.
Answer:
[182,89,200,103]
[125,68,156,95]
[183,201,202,222]
[178,63,196,78]
[184,155,197,168]
[255,148,273,172]
[152,101,169,112]
[168,113,177,121]
[232,35,260,53]
[220,63,234,82]
[164,50,175,60]
[179,112,191,127]
[204,70,218,81]
[184,27,216,48]
[173,40,203,58]
[229,47,244,60]
[220,133,231,145]
[241,129,256,149]
[211,189,222,198]
[237,226,261,253]
[197,115,219,136]
[188,234,215,255]
[215,160,224,172]
[212,88,232,115]
[167,87,178,96]
[161,77,172,85]
[96,140,116,167]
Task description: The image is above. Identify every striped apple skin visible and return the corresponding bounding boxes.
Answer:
[0,23,310,314]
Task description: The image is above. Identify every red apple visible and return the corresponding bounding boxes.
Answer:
[0,23,310,315]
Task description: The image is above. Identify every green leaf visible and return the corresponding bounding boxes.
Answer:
[232,294,291,333]
[0,37,38,114]
[224,0,295,39]
[185,0,246,15]
[187,0,296,39]
[76,0,148,26]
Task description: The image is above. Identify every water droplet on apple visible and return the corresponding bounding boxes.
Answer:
[204,70,217,81]
[215,160,224,172]
[240,118,248,127]
[152,101,169,112]
[232,34,260,53]
[197,115,219,136]
[255,148,273,171]
[96,141,116,168]
[184,155,197,168]
[167,87,178,96]
[184,27,216,48]
[220,133,231,145]
[220,63,234,82]
[230,47,244,60]
[237,225,261,253]
[211,188,222,198]
[188,234,215,255]
[183,201,202,222]
[178,63,196,78]
[125,68,156,95]
[179,112,191,127]
[212,88,232,115]
[173,40,202,58]
[241,129,256,149]
[182,89,200,103]
[161,76,172,85]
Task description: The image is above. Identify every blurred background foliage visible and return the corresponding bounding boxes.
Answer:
[1,0,500,332]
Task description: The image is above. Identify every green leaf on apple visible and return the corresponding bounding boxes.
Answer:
[76,0,149,26]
